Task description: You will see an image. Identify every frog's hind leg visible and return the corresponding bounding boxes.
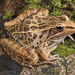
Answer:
[0,38,39,66]
[38,41,61,61]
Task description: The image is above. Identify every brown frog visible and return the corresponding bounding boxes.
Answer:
[0,8,75,67]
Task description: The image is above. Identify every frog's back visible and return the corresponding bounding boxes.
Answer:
[4,8,68,49]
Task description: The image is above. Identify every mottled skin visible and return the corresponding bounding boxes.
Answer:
[0,8,75,66]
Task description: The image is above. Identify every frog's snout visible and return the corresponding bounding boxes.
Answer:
[64,21,75,30]
[65,26,75,29]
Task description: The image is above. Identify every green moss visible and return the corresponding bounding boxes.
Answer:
[24,0,41,10]
[51,38,75,57]
[3,12,13,20]
[50,10,62,16]
[3,0,75,20]
[71,19,75,22]
[24,4,41,11]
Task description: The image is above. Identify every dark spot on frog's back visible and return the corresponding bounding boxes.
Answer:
[26,20,31,24]
[28,38,30,43]
[39,26,46,29]
[32,45,34,48]
[60,17,66,21]
[12,51,16,55]
[28,15,33,19]
[19,37,23,40]
[37,21,41,23]
[31,39,33,42]
[28,32,32,37]
[30,26,37,31]
[35,16,41,20]
[37,42,38,45]
[32,21,37,24]
[42,17,48,19]
[24,33,27,38]
[39,23,45,26]
[51,22,57,25]
[49,17,56,20]
[40,40,41,43]
[39,34,43,39]
[24,25,29,31]
[33,34,37,39]
[35,46,37,49]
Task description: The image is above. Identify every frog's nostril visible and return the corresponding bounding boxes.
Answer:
[65,26,74,29]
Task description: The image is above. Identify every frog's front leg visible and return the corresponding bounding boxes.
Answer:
[38,41,60,61]
[0,38,39,66]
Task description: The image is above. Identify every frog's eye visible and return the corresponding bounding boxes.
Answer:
[56,25,64,32]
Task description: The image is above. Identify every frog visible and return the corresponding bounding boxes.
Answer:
[0,8,75,67]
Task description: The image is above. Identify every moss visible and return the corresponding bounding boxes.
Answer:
[71,16,75,22]
[24,0,41,10]
[51,38,75,57]
[3,0,75,20]
[3,12,13,20]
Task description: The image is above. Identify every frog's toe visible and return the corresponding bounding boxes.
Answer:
[50,54,62,61]
[36,61,53,65]
[52,54,60,58]
[51,57,61,61]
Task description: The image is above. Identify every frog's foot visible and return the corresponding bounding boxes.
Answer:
[36,61,53,65]
[50,54,61,61]
[36,54,61,66]
[28,65,34,70]
[36,54,61,65]
[38,41,61,62]
[0,38,39,67]
[24,64,35,70]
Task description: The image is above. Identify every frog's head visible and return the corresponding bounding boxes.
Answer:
[48,14,75,41]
